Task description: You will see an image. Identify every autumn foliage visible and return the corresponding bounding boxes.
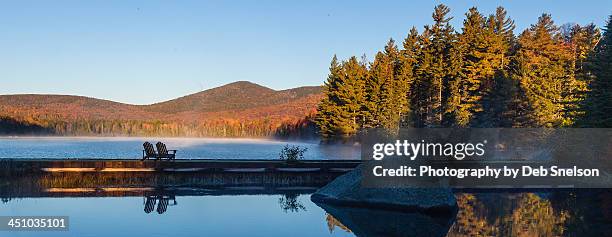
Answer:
[316,5,611,142]
[0,81,321,137]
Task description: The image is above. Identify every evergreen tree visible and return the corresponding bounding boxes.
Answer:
[366,39,402,132]
[337,56,368,134]
[563,23,601,124]
[475,7,517,127]
[491,6,516,66]
[581,15,612,127]
[453,7,500,126]
[363,51,385,128]
[512,14,573,127]
[315,6,610,141]
[316,55,369,141]
[400,27,420,127]
[412,28,433,127]
[414,4,456,127]
[316,56,343,140]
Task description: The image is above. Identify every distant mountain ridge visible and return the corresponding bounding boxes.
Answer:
[145,81,321,114]
[0,81,323,137]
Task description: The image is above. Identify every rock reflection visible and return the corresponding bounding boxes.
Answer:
[315,202,454,237]
[315,190,611,237]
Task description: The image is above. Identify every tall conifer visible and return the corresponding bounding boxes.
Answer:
[400,27,420,127]
[475,7,517,127]
[581,15,612,127]
[316,56,343,141]
[415,4,456,127]
[453,7,500,126]
[512,14,573,127]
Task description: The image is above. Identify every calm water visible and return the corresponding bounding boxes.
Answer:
[1,137,610,236]
[0,194,354,237]
[1,190,610,237]
[0,137,360,160]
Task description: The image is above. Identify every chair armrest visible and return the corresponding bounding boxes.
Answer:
[168,150,177,154]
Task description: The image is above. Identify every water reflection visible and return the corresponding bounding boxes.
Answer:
[326,214,352,234]
[450,193,570,236]
[143,195,177,214]
[315,202,454,237]
[279,193,307,213]
[314,190,611,237]
[1,178,610,236]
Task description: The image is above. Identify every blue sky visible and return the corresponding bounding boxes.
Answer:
[1,0,610,104]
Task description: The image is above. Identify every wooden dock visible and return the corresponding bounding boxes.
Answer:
[0,159,362,198]
[0,158,361,173]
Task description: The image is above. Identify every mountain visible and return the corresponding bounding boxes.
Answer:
[0,81,323,137]
[145,81,321,114]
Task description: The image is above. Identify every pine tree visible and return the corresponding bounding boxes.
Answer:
[415,4,456,127]
[412,28,433,127]
[474,7,517,127]
[336,56,368,135]
[385,39,410,132]
[316,56,343,141]
[512,14,573,127]
[452,7,500,126]
[363,51,385,128]
[581,15,612,127]
[491,6,516,65]
[316,55,369,141]
[563,23,601,124]
[316,6,609,141]
[400,27,420,127]
[366,39,402,132]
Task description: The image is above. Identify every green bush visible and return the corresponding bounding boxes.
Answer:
[279,144,307,162]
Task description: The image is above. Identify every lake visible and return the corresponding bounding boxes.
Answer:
[0,137,360,160]
[1,189,610,237]
[0,137,610,236]
[0,194,354,237]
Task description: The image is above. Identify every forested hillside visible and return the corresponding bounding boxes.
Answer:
[0,81,321,137]
[2,5,610,140]
[316,4,611,141]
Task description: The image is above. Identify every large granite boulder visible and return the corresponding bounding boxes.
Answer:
[312,164,457,213]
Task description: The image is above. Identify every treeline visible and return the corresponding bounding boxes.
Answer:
[0,115,314,138]
[316,5,611,141]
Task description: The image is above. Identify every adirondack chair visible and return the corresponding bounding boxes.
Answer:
[155,142,177,160]
[142,142,177,160]
[142,142,158,160]
[144,196,156,213]
[143,195,177,214]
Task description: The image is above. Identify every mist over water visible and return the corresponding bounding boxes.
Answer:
[0,137,360,160]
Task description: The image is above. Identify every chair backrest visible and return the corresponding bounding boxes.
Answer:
[157,198,169,214]
[143,142,156,157]
[144,197,156,214]
[156,142,168,155]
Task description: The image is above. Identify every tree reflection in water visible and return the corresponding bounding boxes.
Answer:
[1,197,11,203]
[326,214,352,234]
[278,193,306,213]
[449,193,570,237]
[143,195,177,214]
[316,191,611,237]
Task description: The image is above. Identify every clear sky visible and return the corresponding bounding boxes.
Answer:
[1,0,610,105]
